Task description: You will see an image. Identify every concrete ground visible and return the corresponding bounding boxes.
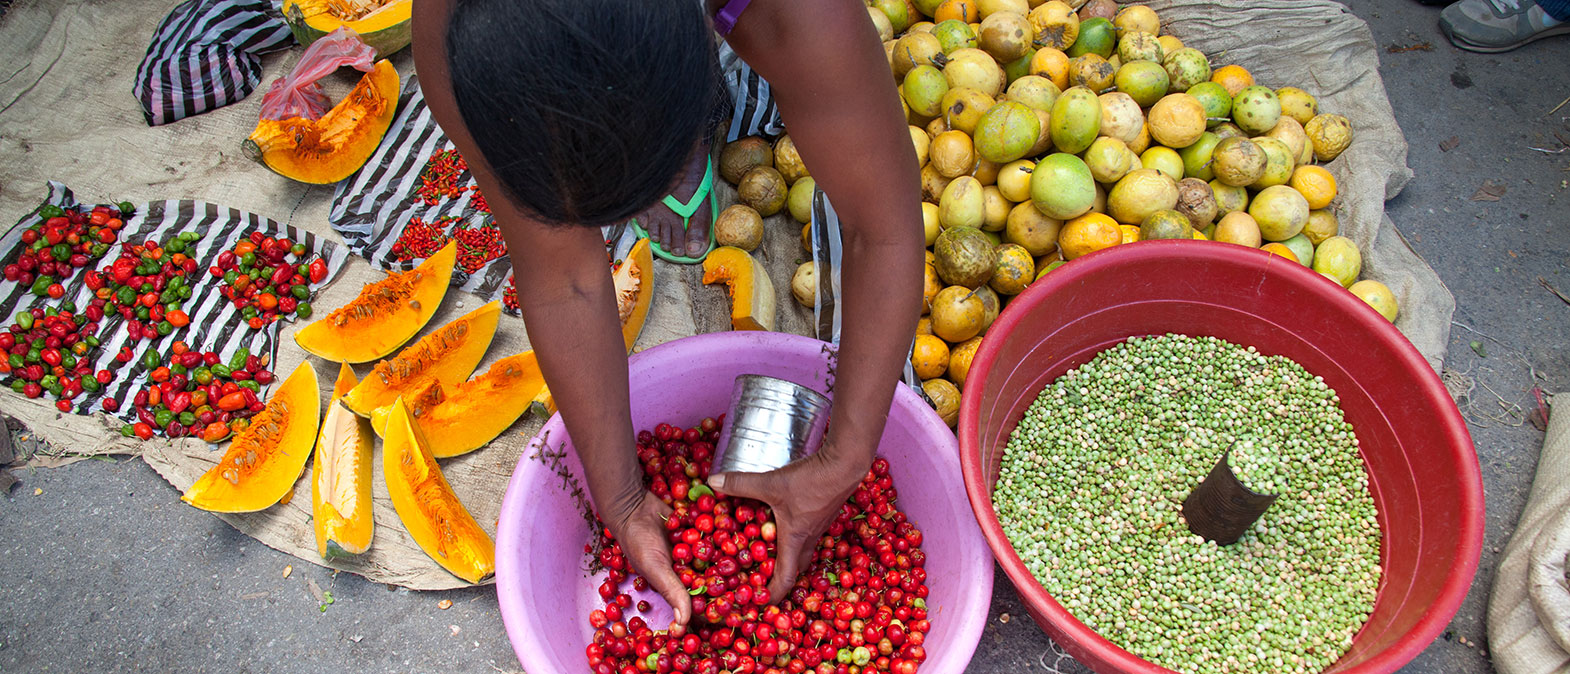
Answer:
[3,1,1569,673]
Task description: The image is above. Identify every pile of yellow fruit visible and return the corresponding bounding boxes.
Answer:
[868,0,1398,426]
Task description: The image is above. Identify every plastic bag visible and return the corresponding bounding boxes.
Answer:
[258,27,378,122]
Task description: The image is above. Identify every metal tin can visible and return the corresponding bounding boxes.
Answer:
[712,374,831,474]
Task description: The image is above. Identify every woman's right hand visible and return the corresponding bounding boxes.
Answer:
[605,489,693,628]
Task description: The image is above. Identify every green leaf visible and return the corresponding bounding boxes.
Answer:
[1470,340,1487,358]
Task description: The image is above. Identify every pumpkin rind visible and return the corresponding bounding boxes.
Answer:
[311,363,374,559]
[282,0,413,58]
[701,246,778,331]
[370,351,544,457]
[182,362,321,513]
[294,242,456,363]
[341,300,501,417]
[383,397,496,583]
[244,59,400,185]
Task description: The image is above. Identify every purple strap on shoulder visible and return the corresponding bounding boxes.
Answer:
[713,0,752,35]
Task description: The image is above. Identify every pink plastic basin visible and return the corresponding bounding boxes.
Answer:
[959,241,1483,674]
[498,331,993,674]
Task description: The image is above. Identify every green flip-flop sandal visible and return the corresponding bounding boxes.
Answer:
[630,156,719,264]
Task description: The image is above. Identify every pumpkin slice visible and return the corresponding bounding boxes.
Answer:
[384,397,496,583]
[244,59,400,185]
[526,240,654,418]
[341,300,501,417]
[702,246,778,331]
[183,362,321,512]
[369,351,544,457]
[311,363,374,559]
[295,241,456,363]
[282,0,412,58]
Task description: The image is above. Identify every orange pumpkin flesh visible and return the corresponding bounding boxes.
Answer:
[341,300,501,417]
[702,246,778,331]
[311,363,374,559]
[244,59,401,185]
[183,362,321,513]
[369,351,545,457]
[383,397,496,583]
[294,242,456,363]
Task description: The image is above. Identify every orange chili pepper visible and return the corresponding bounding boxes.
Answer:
[171,341,188,355]
[147,385,161,407]
[217,392,248,412]
[234,241,257,256]
[150,366,170,383]
[257,293,278,311]
[167,310,191,328]
[189,390,208,409]
[201,422,231,443]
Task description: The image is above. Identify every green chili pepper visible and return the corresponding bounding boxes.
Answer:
[228,348,249,371]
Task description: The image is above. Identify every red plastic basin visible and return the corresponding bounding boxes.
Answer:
[958,241,1483,674]
[497,332,994,674]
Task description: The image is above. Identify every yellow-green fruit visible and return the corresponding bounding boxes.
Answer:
[1004,75,1060,111]
[1279,232,1314,266]
[1248,184,1310,241]
[1178,131,1220,181]
[973,101,1041,163]
[909,128,932,171]
[974,158,1002,186]
[787,177,817,224]
[775,135,809,184]
[869,6,894,41]
[1231,85,1282,135]
[1116,30,1163,64]
[1264,116,1309,166]
[943,48,1006,97]
[942,88,995,135]
[1108,168,1178,224]
[1003,48,1037,86]
[1049,86,1102,154]
[903,65,950,118]
[989,243,1036,295]
[1277,86,1318,126]
[1211,121,1247,140]
[1248,137,1296,190]
[739,166,788,216]
[931,285,986,342]
[1162,48,1212,93]
[922,202,942,245]
[1147,93,1207,149]
[1175,177,1218,228]
[981,185,1012,232]
[1139,146,1184,182]
[1349,279,1399,322]
[997,159,1035,202]
[923,378,962,427]
[1210,179,1249,216]
[979,0,1029,18]
[874,0,911,32]
[974,285,1001,333]
[1068,17,1116,58]
[1005,201,1062,255]
[1083,136,1133,183]
[930,130,978,178]
[934,225,1000,288]
[1305,113,1353,162]
[1031,152,1098,219]
[978,11,1034,62]
[939,176,987,230]
[1114,60,1170,108]
[1303,209,1339,245]
[1097,92,1145,145]
[1210,137,1267,187]
[1029,1,1080,51]
[1027,108,1056,156]
[1213,211,1261,248]
[1113,4,1160,37]
[893,32,945,79]
[933,19,980,53]
[922,163,954,201]
[1312,235,1362,287]
[1067,54,1116,92]
[1140,209,1193,240]
[1185,80,1231,126]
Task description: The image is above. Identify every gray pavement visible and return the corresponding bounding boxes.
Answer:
[4,1,1570,673]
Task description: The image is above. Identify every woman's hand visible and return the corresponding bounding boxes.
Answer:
[604,490,693,627]
[706,440,872,603]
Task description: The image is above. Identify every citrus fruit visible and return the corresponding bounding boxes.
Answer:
[997,159,1035,202]
[1260,242,1298,262]
[1279,232,1314,266]
[1213,211,1261,248]
[1305,113,1353,162]
[1303,208,1339,245]
[974,101,1041,163]
[948,336,984,389]
[990,243,1036,295]
[1312,235,1361,287]
[935,0,981,24]
[1028,2,1079,51]
[1119,224,1141,244]
[1277,86,1318,126]
[1185,81,1231,127]
[1248,184,1310,241]
[922,378,962,427]
[1005,201,1063,255]
[981,185,1011,232]
[1029,47,1071,89]
[934,223,998,287]
[1139,146,1184,182]
[1068,17,1116,58]
[1114,60,1170,108]
[1007,75,1061,111]
[1349,280,1399,322]
[1210,137,1267,187]
[1084,136,1133,183]
[1248,137,1296,190]
[1116,31,1164,64]
[1031,152,1097,219]
[1067,54,1116,92]
[922,263,943,312]
[1059,212,1122,259]
[1177,131,1220,181]
[1147,93,1207,149]
[1098,92,1145,144]
[1210,64,1254,97]
[915,316,934,336]
[1290,166,1337,210]
[1140,209,1193,240]
[933,18,980,53]
[1113,4,1159,37]
[931,285,986,342]
[1231,85,1282,136]
[911,334,951,380]
[1107,168,1178,225]
[1162,48,1212,93]
[1209,179,1249,216]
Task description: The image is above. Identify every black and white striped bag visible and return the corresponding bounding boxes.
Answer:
[0,183,348,422]
[133,0,295,126]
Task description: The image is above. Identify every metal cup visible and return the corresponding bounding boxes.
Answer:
[711,374,831,475]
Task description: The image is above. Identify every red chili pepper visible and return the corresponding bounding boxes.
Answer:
[308,258,328,284]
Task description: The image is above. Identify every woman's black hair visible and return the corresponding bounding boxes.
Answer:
[446,0,723,226]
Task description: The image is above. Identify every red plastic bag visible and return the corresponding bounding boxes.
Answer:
[258,27,377,121]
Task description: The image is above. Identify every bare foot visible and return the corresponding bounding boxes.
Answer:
[640,140,714,260]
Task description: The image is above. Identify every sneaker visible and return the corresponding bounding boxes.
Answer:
[1440,0,1570,52]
